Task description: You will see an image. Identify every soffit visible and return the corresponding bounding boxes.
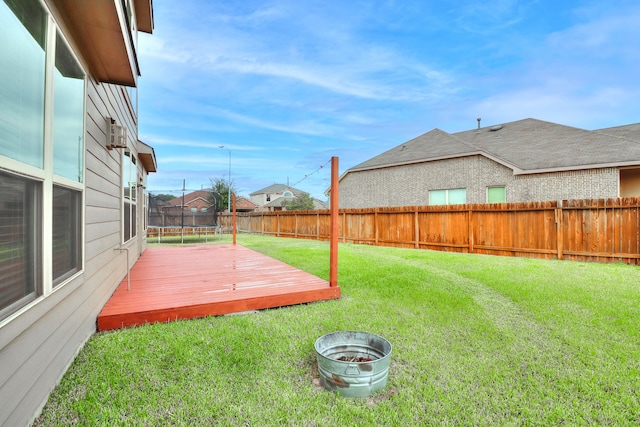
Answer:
[50,0,143,87]
[134,0,153,33]
[137,140,157,173]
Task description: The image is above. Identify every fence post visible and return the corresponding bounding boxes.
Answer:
[556,201,564,260]
[414,208,419,249]
[232,193,237,245]
[329,156,339,288]
[468,208,474,253]
[342,212,346,243]
[374,210,379,246]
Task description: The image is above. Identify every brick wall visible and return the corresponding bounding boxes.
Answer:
[339,156,620,208]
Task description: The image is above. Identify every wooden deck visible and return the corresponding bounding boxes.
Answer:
[97,245,340,331]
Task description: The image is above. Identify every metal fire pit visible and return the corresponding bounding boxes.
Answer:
[314,331,392,398]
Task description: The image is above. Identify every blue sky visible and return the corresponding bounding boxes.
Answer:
[138,0,640,200]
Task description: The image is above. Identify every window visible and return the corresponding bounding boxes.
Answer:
[0,0,47,168]
[52,185,81,286]
[0,172,41,319]
[487,186,506,204]
[0,0,85,321]
[429,188,466,205]
[123,152,137,242]
[143,192,148,231]
[53,31,85,182]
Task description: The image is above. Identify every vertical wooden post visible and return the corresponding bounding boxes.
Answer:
[468,209,474,253]
[342,212,346,243]
[374,210,379,246]
[414,209,419,249]
[330,156,339,288]
[232,193,237,245]
[556,201,564,260]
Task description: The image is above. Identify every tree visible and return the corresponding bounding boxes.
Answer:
[281,192,315,211]
[152,193,176,202]
[208,177,237,212]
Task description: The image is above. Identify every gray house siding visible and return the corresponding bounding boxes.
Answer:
[0,2,152,425]
[339,155,620,208]
[0,80,147,427]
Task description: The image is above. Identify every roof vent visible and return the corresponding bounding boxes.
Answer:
[490,125,503,131]
[477,118,481,130]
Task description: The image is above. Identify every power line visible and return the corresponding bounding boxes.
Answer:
[150,159,332,195]
[290,158,332,188]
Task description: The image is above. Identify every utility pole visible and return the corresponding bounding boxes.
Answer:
[218,145,231,211]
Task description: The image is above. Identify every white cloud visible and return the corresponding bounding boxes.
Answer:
[141,135,263,152]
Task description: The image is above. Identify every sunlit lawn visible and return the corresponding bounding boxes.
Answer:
[35,234,640,426]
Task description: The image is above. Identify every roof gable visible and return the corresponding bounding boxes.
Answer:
[346,118,640,176]
[250,184,305,196]
[454,118,640,172]
[236,197,258,210]
[595,123,640,140]
[167,190,213,207]
[350,128,479,171]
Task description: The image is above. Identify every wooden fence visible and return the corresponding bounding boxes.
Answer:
[218,197,640,265]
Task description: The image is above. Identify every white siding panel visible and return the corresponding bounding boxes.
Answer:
[86,204,120,224]
[0,66,147,426]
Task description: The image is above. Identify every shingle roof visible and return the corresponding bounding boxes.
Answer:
[348,118,640,175]
[250,184,305,196]
[166,190,213,207]
[236,197,258,211]
[351,128,480,170]
[595,123,640,140]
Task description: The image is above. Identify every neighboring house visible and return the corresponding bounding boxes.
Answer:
[166,190,214,212]
[0,1,155,425]
[250,184,326,211]
[337,118,640,208]
[236,196,259,212]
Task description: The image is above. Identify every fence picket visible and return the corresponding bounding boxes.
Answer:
[152,197,640,265]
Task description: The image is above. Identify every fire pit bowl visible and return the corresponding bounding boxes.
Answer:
[314,331,392,398]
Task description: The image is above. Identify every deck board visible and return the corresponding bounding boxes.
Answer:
[97,245,340,331]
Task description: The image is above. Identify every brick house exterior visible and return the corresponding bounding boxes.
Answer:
[338,119,640,208]
[250,184,326,211]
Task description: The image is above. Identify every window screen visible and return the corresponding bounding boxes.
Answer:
[448,188,466,205]
[0,171,41,319]
[487,186,506,203]
[0,0,47,168]
[429,188,466,205]
[429,190,446,205]
[52,185,81,286]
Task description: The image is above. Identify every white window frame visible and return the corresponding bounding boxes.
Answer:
[122,151,138,243]
[0,2,86,324]
[429,188,467,205]
[487,186,506,204]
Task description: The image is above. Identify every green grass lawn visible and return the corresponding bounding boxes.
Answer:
[35,235,640,426]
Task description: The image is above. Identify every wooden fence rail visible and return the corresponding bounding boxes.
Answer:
[217,197,640,265]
